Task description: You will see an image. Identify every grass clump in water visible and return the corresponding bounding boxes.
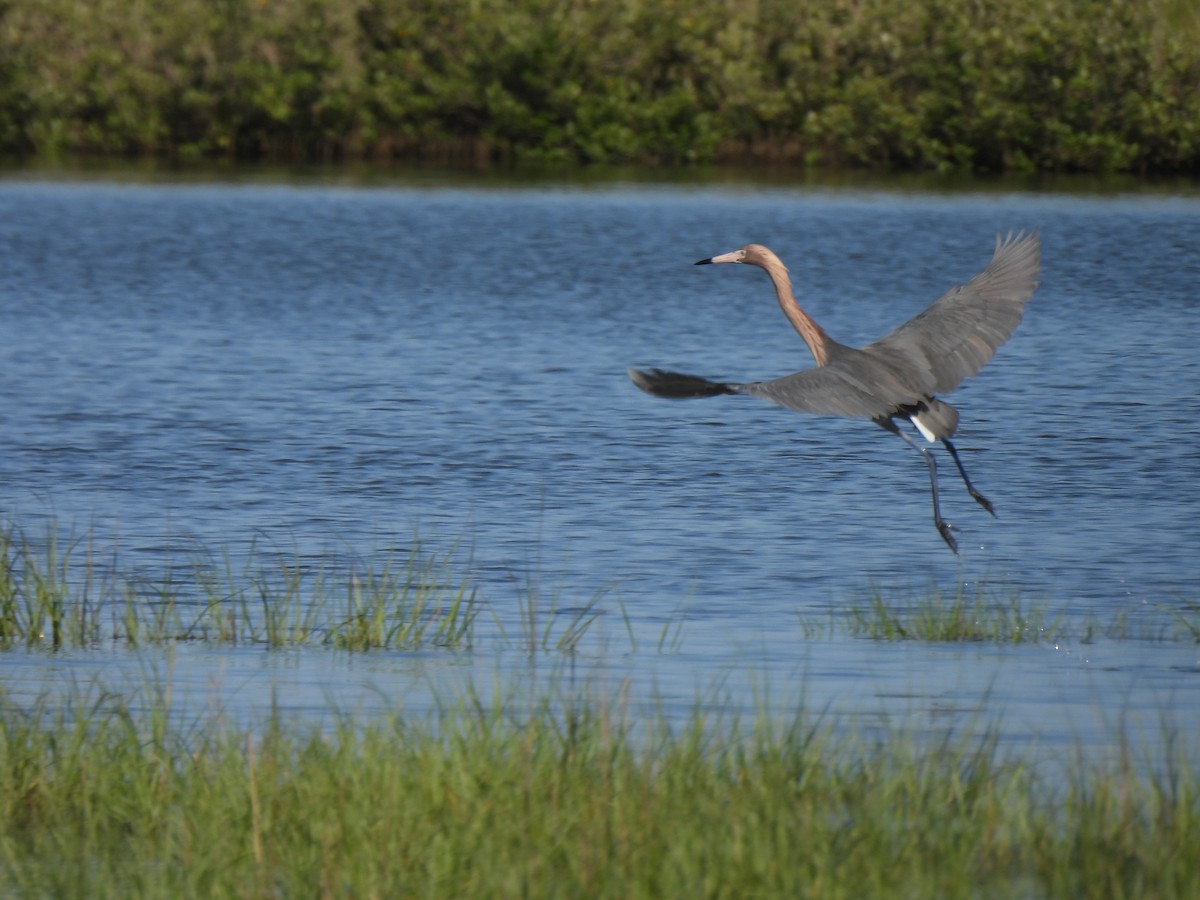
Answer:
[0,528,101,650]
[1098,598,1200,644]
[835,586,1200,645]
[171,540,480,651]
[0,680,1196,898]
[0,524,479,652]
[330,547,478,651]
[4,522,1197,654]
[845,585,1064,643]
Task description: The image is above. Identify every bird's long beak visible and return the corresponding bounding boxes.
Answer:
[695,249,743,265]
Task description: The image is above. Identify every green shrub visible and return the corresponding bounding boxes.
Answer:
[2,0,1199,172]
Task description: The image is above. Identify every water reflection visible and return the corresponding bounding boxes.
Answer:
[2,633,1194,780]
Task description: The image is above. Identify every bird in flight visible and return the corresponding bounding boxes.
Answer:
[629,231,1041,553]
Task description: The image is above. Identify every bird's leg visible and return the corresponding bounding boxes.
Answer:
[941,439,995,517]
[875,418,958,554]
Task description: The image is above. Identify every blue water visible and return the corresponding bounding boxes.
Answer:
[1,173,1198,764]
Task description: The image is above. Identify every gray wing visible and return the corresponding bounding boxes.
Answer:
[736,348,924,420]
[632,356,919,420]
[862,230,1040,395]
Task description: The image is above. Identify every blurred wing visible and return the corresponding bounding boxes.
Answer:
[864,230,1041,394]
[627,368,734,399]
[632,361,904,420]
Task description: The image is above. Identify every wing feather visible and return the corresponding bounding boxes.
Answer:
[632,356,916,421]
[863,230,1040,394]
[738,349,917,420]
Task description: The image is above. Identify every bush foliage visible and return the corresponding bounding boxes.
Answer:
[2,0,1199,172]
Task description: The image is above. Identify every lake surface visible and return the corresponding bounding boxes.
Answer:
[1,171,1198,766]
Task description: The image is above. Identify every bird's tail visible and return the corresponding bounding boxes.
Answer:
[628,368,737,399]
[908,397,960,442]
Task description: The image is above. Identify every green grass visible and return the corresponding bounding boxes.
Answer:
[0,526,479,652]
[2,524,1198,894]
[3,524,1197,653]
[844,584,1065,643]
[500,567,607,656]
[0,675,1196,898]
[836,584,1200,645]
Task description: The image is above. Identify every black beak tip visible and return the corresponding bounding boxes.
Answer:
[694,258,713,266]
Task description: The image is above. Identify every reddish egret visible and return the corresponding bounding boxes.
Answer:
[628,231,1041,553]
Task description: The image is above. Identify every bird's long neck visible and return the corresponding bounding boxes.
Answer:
[763,260,831,366]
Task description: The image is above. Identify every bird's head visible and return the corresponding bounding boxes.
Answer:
[695,243,784,272]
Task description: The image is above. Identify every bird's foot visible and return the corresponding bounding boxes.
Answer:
[936,519,959,555]
[970,490,996,517]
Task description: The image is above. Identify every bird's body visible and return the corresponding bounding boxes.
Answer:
[628,232,1041,553]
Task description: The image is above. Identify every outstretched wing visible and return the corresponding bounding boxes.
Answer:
[738,363,906,418]
[863,230,1040,395]
[630,357,916,421]
[627,368,735,399]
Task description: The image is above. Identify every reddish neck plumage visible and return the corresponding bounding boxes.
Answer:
[758,253,831,367]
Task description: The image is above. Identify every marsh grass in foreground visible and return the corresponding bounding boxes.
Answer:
[0,680,1196,898]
